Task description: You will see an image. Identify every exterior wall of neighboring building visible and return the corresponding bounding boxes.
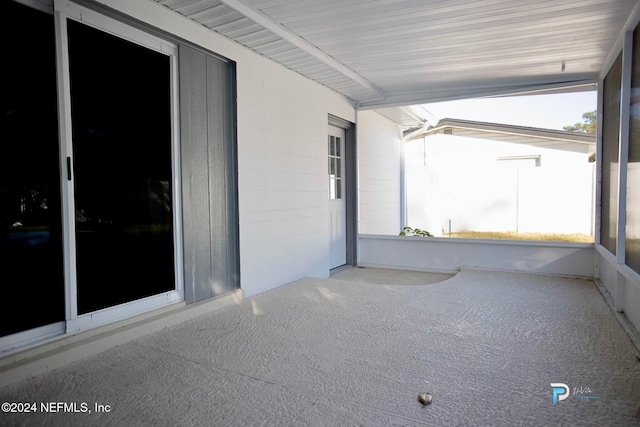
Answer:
[357,110,403,235]
[406,128,595,236]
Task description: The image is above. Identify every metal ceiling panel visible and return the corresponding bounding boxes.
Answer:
[153,0,639,126]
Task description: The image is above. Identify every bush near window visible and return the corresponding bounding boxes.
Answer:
[400,227,433,237]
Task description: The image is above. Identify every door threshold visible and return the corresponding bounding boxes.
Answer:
[330,264,353,274]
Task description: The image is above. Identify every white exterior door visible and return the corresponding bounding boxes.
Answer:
[328,125,346,268]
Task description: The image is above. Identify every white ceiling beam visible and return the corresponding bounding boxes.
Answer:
[359,79,597,110]
[218,0,386,101]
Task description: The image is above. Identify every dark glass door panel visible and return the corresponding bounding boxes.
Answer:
[67,20,175,314]
[1,2,65,337]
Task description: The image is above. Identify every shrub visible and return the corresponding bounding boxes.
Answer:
[399,227,433,237]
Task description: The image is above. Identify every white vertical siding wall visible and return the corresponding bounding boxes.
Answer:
[357,110,403,235]
[238,61,354,297]
[96,0,355,297]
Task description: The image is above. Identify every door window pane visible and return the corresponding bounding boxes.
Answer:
[67,20,175,314]
[328,135,342,200]
[1,1,64,337]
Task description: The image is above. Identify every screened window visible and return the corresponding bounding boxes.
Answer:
[601,53,622,255]
[628,25,640,274]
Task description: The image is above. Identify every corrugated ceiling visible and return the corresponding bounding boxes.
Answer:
[154,0,638,126]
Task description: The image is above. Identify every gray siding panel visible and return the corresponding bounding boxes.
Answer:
[207,55,230,298]
[224,62,241,291]
[180,45,238,303]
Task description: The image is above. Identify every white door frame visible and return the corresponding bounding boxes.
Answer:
[56,1,183,334]
[329,125,347,269]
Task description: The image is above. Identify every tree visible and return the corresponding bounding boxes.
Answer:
[563,111,596,133]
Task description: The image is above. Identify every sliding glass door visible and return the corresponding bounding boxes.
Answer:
[66,20,176,314]
[1,1,65,338]
[2,0,182,349]
[3,0,238,351]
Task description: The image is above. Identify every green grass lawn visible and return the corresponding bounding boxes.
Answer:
[449,231,594,243]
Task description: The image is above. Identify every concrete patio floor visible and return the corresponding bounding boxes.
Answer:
[1,268,640,426]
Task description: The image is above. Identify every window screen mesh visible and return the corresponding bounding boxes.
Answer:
[601,53,622,255]
[628,27,640,273]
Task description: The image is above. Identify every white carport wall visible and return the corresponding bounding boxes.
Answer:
[357,110,403,236]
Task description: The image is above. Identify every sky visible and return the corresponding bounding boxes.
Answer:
[422,91,597,131]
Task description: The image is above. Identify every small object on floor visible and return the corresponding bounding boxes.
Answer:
[418,393,433,405]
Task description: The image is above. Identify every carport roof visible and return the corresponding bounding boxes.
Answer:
[408,117,597,144]
[153,0,639,124]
